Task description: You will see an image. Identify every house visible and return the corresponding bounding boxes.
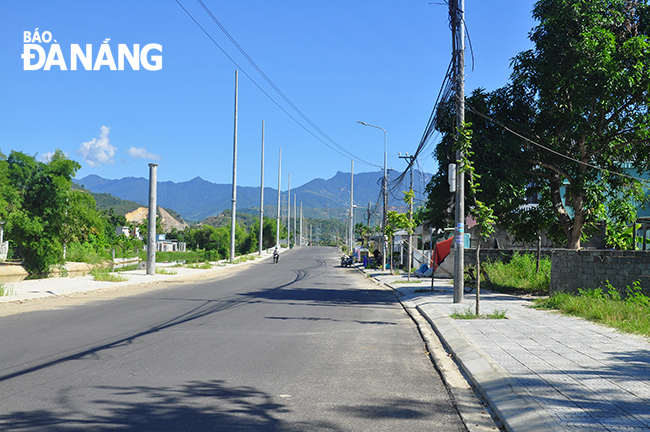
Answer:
[115,226,142,240]
[155,234,186,252]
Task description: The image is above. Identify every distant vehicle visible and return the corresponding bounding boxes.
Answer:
[341,255,353,267]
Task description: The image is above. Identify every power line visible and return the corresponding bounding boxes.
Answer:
[174,0,380,168]
[465,104,650,186]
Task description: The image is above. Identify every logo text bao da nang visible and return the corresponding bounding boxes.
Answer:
[22,29,162,71]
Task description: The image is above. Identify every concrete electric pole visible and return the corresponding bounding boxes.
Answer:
[451,0,466,302]
[230,70,239,263]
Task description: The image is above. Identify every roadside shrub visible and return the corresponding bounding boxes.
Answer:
[534,280,650,337]
[482,252,551,294]
[66,241,109,264]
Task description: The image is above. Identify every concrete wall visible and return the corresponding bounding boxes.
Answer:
[550,249,650,296]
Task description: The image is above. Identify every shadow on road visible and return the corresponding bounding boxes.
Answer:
[0,379,341,432]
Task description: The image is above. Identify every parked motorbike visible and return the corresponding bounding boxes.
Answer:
[340,255,353,267]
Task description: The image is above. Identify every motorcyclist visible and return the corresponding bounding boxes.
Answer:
[273,247,280,263]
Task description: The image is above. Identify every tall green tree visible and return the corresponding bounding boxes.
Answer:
[5,150,83,273]
[425,0,650,249]
[510,0,650,248]
[423,88,536,240]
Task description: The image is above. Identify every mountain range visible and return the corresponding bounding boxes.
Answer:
[75,170,431,222]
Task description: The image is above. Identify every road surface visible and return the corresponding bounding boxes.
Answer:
[0,247,466,431]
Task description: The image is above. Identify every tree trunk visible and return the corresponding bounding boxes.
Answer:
[549,174,583,249]
[536,235,541,273]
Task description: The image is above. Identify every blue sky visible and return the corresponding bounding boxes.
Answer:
[0,1,536,190]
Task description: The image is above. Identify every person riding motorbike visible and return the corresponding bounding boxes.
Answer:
[273,247,280,264]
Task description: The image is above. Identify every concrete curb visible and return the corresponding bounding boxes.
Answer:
[409,293,565,432]
[399,296,501,432]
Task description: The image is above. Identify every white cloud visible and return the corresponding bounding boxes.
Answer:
[39,150,69,163]
[125,146,162,161]
[76,125,116,167]
[39,151,55,163]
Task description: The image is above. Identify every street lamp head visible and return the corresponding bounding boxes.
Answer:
[357,121,368,126]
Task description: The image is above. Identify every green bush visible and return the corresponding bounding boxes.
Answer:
[66,242,110,264]
[481,252,551,294]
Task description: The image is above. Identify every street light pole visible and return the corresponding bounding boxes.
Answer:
[350,159,354,254]
[358,121,387,272]
[399,152,415,281]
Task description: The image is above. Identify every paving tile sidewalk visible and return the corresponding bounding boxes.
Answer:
[367,269,650,432]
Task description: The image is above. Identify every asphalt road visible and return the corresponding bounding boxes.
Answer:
[0,247,466,431]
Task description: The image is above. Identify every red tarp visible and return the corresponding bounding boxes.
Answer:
[431,236,453,270]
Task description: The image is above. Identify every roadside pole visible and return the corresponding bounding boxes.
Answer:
[452,0,465,303]
[276,148,281,247]
[146,163,158,275]
[230,70,238,263]
[259,120,265,255]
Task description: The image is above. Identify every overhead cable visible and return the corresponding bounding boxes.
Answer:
[174,0,380,168]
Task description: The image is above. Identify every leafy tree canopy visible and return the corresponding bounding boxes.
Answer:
[425,0,650,249]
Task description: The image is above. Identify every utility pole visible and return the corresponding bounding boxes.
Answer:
[357,121,387,272]
[451,0,465,302]
[399,152,415,281]
[276,148,281,247]
[230,70,239,263]
[367,202,371,227]
[259,120,265,255]
[350,159,354,254]
[294,193,297,248]
[287,174,291,247]
[146,163,158,275]
[300,202,303,246]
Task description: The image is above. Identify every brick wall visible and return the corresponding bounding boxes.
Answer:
[550,250,650,296]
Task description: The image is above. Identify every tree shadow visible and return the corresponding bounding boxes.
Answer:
[0,379,341,432]
[264,316,398,326]
[480,347,650,430]
[331,397,446,420]
[239,286,398,309]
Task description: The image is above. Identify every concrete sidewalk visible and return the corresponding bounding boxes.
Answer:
[0,255,271,305]
[364,267,650,432]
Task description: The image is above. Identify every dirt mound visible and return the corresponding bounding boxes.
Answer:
[125,207,189,232]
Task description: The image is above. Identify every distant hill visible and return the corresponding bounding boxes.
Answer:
[74,170,431,223]
[72,183,188,227]
[199,209,262,230]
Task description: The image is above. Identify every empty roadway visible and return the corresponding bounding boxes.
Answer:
[0,247,466,431]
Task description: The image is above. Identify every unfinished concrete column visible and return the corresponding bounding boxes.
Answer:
[147,163,158,275]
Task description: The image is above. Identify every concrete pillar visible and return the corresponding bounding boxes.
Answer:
[146,163,158,275]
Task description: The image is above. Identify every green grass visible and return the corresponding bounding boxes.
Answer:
[232,254,257,264]
[480,252,551,295]
[392,279,423,284]
[148,250,219,264]
[450,306,508,319]
[90,268,129,282]
[155,268,177,275]
[0,284,15,296]
[113,264,140,272]
[187,261,213,269]
[533,281,650,337]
